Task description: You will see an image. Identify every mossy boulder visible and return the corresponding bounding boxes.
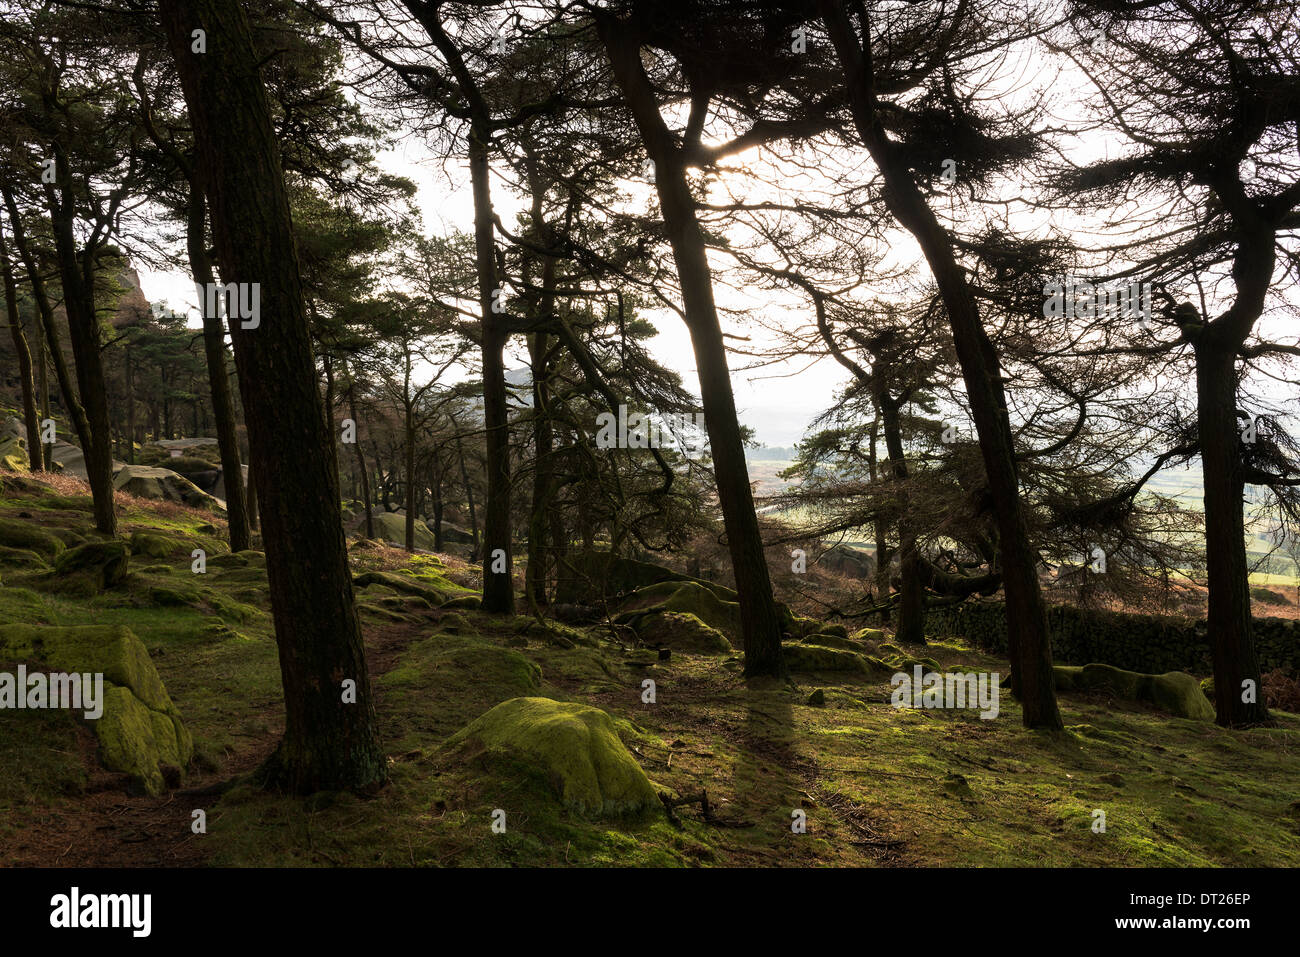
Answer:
[113,465,221,511]
[0,545,48,569]
[0,517,66,559]
[615,581,742,640]
[148,585,201,607]
[784,643,879,675]
[129,530,186,559]
[0,624,193,794]
[448,697,659,817]
[52,540,130,592]
[353,569,469,605]
[851,627,886,643]
[878,652,942,675]
[371,511,438,550]
[0,434,29,471]
[1053,663,1214,720]
[794,631,862,652]
[633,611,732,654]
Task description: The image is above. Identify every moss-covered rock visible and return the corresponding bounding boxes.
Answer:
[129,530,185,559]
[615,581,742,640]
[0,434,29,471]
[52,540,130,592]
[1053,663,1214,720]
[1149,671,1216,721]
[813,623,849,640]
[371,511,438,550]
[353,569,469,606]
[795,631,862,652]
[633,611,732,654]
[784,643,879,675]
[448,697,659,817]
[851,627,886,643]
[0,545,49,569]
[0,624,193,794]
[0,517,65,559]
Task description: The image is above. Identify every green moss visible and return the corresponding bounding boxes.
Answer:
[1053,663,1214,721]
[0,624,178,714]
[615,581,742,639]
[785,643,880,675]
[448,697,660,817]
[52,540,130,592]
[634,611,732,654]
[353,569,472,606]
[0,517,65,559]
[94,685,192,795]
[0,545,49,569]
[129,530,185,559]
[0,624,192,795]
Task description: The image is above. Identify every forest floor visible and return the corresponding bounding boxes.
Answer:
[2,469,1299,867]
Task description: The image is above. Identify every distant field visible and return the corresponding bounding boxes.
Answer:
[751,458,1300,585]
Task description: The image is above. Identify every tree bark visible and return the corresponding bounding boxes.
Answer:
[879,396,925,644]
[469,131,514,612]
[0,216,42,470]
[159,0,385,792]
[1,186,92,466]
[344,361,374,539]
[599,19,786,678]
[45,158,116,536]
[1196,308,1271,727]
[185,177,249,551]
[820,0,1060,728]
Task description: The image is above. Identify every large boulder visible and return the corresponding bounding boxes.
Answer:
[633,611,733,654]
[556,551,688,604]
[0,517,66,559]
[370,511,438,550]
[128,530,187,559]
[615,580,743,640]
[1053,663,1215,721]
[0,433,29,471]
[353,569,473,605]
[448,697,659,817]
[53,540,130,592]
[113,465,222,511]
[820,544,875,579]
[0,624,193,794]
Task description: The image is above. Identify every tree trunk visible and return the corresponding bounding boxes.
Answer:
[404,404,416,552]
[186,177,249,551]
[344,362,374,539]
[599,20,786,678]
[820,0,1060,728]
[879,397,925,645]
[1197,342,1271,726]
[524,328,558,611]
[456,431,480,563]
[159,0,385,792]
[45,162,116,536]
[1,186,92,462]
[0,217,42,470]
[469,131,514,613]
